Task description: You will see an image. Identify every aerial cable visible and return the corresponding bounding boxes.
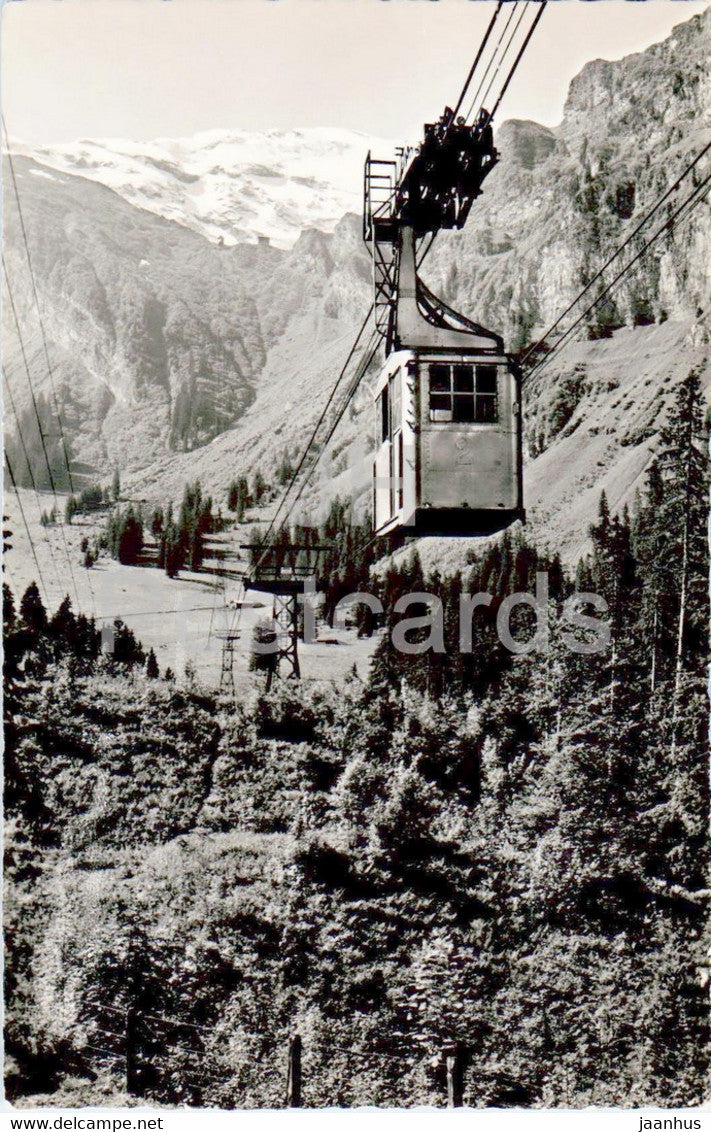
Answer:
[207,321,355,610]
[487,2,548,125]
[254,326,379,565]
[473,2,531,125]
[524,170,711,386]
[82,1046,124,1065]
[207,573,225,645]
[97,605,219,620]
[372,2,523,234]
[251,328,379,562]
[524,172,711,385]
[2,261,83,610]
[141,1011,221,1034]
[3,564,22,603]
[423,2,546,269]
[3,115,77,496]
[268,331,381,540]
[520,137,711,370]
[253,304,375,568]
[4,450,50,606]
[525,170,711,384]
[2,255,99,618]
[450,2,505,123]
[463,1,521,124]
[225,576,247,640]
[253,307,374,566]
[2,365,65,596]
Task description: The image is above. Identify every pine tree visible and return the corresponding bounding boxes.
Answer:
[111,620,145,666]
[49,596,77,651]
[146,649,159,679]
[276,451,296,487]
[19,582,47,635]
[588,492,639,712]
[632,461,666,693]
[163,522,182,578]
[116,507,144,565]
[231,476,252,521]
[150,507,164,538]
[3,582,16,634]
[661,373,707,749]
[252,471,268,505]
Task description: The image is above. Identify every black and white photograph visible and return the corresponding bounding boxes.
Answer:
[1,0,710,1117]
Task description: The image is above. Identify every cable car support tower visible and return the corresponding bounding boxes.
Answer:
[364,0,546,356]
[244,541,330,690]
[243,1,547,680]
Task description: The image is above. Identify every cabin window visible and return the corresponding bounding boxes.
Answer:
[391,369,402,430]
[380,383,390,442]
[429,362,453,421]
[475,365,498,423]
[428,363,499,423]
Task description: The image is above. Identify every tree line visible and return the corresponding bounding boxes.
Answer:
[65,470,121,523]
[98,480,219,577]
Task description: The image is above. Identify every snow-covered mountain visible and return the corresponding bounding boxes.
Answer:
[13,127,394,249]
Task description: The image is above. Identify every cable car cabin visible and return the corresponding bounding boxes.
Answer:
[371,226,524,539]
[373,349,523,537]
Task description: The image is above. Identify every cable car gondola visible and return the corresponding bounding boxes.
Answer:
[371,226,524,538]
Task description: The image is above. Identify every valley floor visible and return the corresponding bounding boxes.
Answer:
[2,488,378,689]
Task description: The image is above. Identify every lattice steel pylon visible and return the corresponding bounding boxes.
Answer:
[363,153,400,351]
[243,539,331,690]
[216,630,240,697]
[267,592,301,691]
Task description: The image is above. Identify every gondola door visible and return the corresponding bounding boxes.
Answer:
[390,368,403,518]
[374,364,405,534]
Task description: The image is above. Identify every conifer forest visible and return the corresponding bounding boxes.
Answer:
[4,374,709,1108]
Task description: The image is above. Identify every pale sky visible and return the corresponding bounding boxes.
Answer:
[1,0,710,146]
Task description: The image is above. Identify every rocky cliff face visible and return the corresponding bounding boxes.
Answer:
[2,153,373,477]
[3,10,710,559]
[423,7,711,348]
[2,157,271,472]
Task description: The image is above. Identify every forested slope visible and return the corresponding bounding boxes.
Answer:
[4,375,708,1108]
